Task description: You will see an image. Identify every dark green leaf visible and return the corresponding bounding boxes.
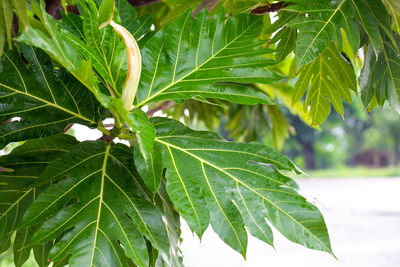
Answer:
[21,141,170,267]
[0,46,99,148]
[0,134,78,253]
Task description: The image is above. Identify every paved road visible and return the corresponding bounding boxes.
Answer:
[180,178,400,267]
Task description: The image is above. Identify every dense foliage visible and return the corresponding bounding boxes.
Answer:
[0,0,399,266]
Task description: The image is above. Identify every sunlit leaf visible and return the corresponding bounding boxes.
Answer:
[152,118,332,257]
[135,9,281,107]
[292,42,357,125]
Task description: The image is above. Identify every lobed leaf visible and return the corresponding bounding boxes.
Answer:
[149,118,333,257]
[0,46,99,149]
[360,34,400,111]
[135,9,281,107]
[292,42,357,125]
[287,0,395,68]
[21,141,170,267]
[0,134,78,258]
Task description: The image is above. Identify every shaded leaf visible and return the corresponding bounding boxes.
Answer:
[0,46,99,148]
[0,134,78,253]
[134,142,163,193]
[360,35,400,111]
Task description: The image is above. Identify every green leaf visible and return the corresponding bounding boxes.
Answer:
[287,0,359,68]
[292,42,357,125]
[1,0,12,50]
[98,0,115,29]
[382,0,400,34]
[360,34,400,111]
[0,134,78,253]
[271,26,297,62]
[21,141,170,267]
[135,9,281,107]
[154,179,183,266]
[62,0,151,98]
[134,142,163,193]
[127,109,155,160]
[115,0,153,39]
[265,105,292,151]
[13,227,33,267]
[224,0,263,14]
[0,46,99,148]
[152,118,333,257]
[287,0,395,68]
[16,0,109,105]
[12,0,29,31]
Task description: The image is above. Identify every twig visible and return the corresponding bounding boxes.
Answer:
[193,0,221,17]
[250,2,290,15]
[146,100,175,117]
[127,0,161,7]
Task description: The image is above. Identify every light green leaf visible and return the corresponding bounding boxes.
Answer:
[1,0,12,50]
[292,42,357,125]
[98,0,115,29]
[271,26,297,62]
[0,46,99,148]
[12,0,29,31]
[21,141,170,267]
[13,227,33,267]
[135,9,281,107]
[152,118,333,257]
[382,0,400,34]
[127,109,155,160]
[266,105,292,151]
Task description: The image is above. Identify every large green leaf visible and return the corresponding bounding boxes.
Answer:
[287,0,395,68]
[292,42,357,125]
[0,134,78,255]
[134,9,281,107]
[151,118,333,257]
[20,141,170,267]
[0,46,99,148]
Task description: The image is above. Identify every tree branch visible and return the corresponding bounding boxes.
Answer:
[146,101,175,117]
[250,2,291,15]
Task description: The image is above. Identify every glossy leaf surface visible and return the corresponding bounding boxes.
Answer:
[135,9,281,107]
[0,135,77,255]
[152,118,332,257]
[0,46,99,148]
[21,141,170,267]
